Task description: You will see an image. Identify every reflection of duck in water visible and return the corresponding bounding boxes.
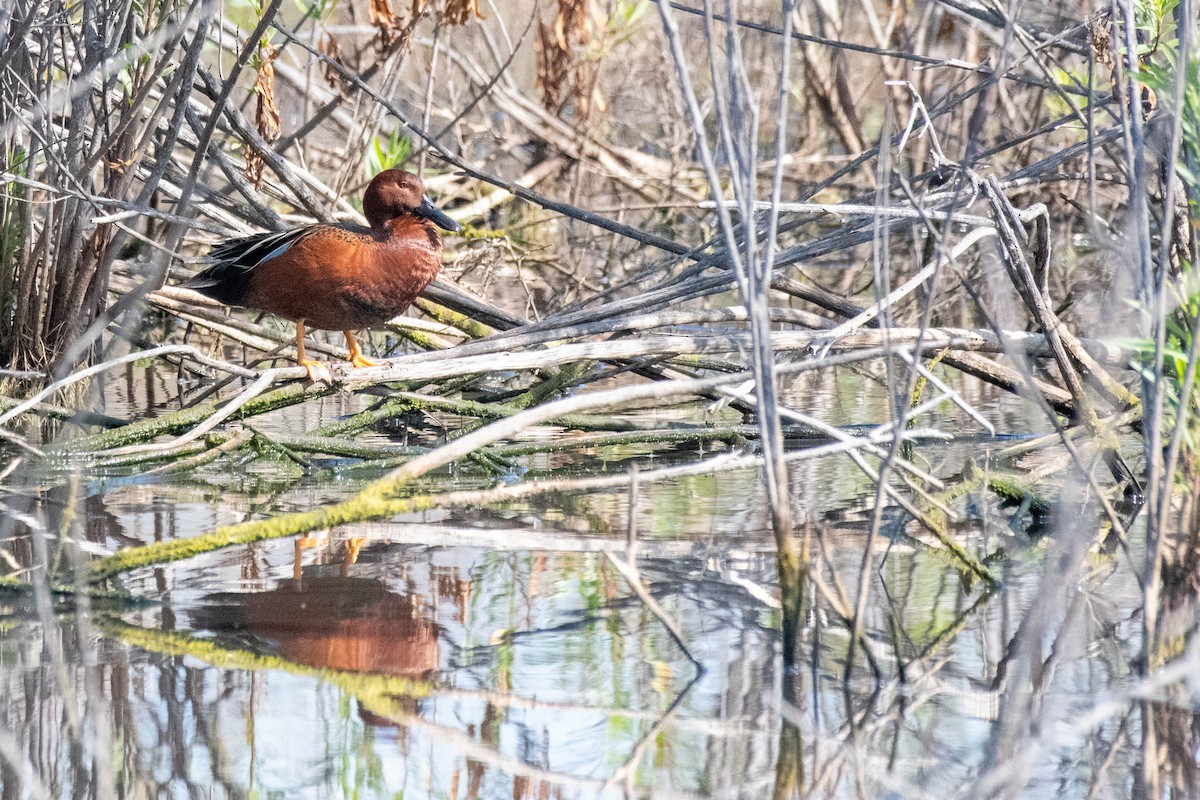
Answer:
[191,576,439,678]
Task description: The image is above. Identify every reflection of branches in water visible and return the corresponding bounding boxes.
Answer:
[603,665,704,794]
[773,544,999,798]
[453,579,689,666]
[968,467,1138,796]
[98,618,704,796]
[777,506,1200,799]
[0,727,53,800]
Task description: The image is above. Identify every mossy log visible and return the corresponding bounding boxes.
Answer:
[60,382,333,453]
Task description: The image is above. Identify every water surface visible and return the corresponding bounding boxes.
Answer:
[0,364,1153,799]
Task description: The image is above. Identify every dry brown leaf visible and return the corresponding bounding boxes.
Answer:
[1087,10,1113,68]
[254,43,281,144]
[246,39,280,187]
[369,0,403,48]
[535,0,603,125]
[319,31,349,90]
[443,0,482,25]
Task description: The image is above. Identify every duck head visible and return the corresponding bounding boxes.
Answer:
[362,169,461,234]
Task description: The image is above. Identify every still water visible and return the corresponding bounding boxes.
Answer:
[0,365,1162,799]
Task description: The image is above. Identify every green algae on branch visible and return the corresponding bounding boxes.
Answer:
[83,374,801,583]
[257,432,427,461]
[395,327,451,352]
[101,618,435,700]
[486,426,751,457]
[311,395,426,437]
[377,391,657,433]
[934,459,1052,517]
[507,361,594,410]
[87,491,431,583]
[414,297,494,340]
[912,531,997,589]
[81,371,990,589]
[0,573,145,605]
[60,381,334,453]
[987,471,1051,513]
[85,381,756,585]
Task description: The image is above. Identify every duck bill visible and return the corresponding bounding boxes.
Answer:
[417,194,461,233]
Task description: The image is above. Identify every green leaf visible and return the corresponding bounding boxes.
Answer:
[365,129,412,176]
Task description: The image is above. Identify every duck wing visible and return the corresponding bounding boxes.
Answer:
[182,224,369,306]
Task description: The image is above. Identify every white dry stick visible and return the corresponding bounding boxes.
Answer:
[99,368,290,458]
[700,199,995,228]
[718,380,952,493]
[894,348,995,434]
[366,364,946,495]
[376,709,608,792]
[813,226,997,353]
[335,328,1109,388]
[654,0,793,543]
[0,368,49,380]
[0,344,259,428]
[887,80,955,167]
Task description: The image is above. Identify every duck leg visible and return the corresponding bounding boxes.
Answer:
[295,320,333,383]
[343,330,381,368]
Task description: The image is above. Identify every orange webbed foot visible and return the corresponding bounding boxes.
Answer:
[343,330,383,369]
[299,358,333,384]
[348,352,382,369]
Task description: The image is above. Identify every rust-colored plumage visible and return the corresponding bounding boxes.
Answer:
[184,169,460,381]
